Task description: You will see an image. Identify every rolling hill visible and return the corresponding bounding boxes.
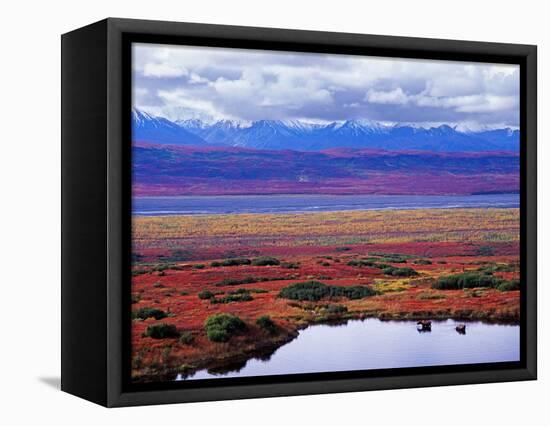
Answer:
[132,142,519,196]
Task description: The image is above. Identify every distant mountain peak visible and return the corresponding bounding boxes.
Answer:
[132,108,206,146]
[132,109,519,152]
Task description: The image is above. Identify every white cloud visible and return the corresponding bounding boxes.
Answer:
[188,72,209,84]
[365,87,409,105]
[132,43,520,128]
[156,88,230,122]
[143,62,188,78]
[415,93,517,113]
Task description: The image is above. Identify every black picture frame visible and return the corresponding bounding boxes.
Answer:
[61,17,537,407]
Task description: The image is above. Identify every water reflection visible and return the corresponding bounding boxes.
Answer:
[176,318,519,381]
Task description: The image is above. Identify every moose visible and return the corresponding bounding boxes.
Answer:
[416,320,432,332]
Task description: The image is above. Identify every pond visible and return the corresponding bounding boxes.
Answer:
[177,318,520,381]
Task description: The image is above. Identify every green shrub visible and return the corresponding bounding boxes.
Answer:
[347,259,393,269]
[215,276,259,286]
[149,263,184,272]
[192,264,205,269]
[215,276,287,286]
[477,263,516,273]
[132,268,148,276]
[198,290,215,300]
[256,315,278,334]
[347,259,377,267]
[152,282,164,288]
[144,323,179,339]
[229,288,250,295]
[132,307,168,320]
[413,259,432,265]
[204,314,247,342]
[378,257,407,263]
[281,262,300,269]
[417,292,446,300]
[382,267,419,277]
[279,281,327,301]
[179,331,195,345]
[251,256,281,266]
[497,280,520,291]
[369,252,413,260]
[335,247,351,252]
[337,286,378,299]
[476,246,495,256]
[210,292,253,304]
[278,281,376,301]
[211,258,251,267]
[432,272,503,290]
[325,304,348,314]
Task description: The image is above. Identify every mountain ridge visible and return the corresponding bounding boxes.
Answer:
[132,108,519,152]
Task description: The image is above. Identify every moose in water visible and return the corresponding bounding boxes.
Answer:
[455,324,466,334]
[416,320,432,332]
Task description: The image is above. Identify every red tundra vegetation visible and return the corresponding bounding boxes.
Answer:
[131,208,520,382]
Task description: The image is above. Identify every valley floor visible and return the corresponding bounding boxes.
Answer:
[130,208,520,382]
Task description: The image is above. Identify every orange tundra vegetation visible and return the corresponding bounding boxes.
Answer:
[130,208,520,382]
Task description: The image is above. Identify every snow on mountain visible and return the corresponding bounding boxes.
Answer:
[132,109,207,146]
[132,109,519,152]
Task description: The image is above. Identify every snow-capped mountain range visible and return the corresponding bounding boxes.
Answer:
[132,108,519,152]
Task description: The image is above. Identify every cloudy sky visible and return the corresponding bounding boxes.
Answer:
[132,42,519,130]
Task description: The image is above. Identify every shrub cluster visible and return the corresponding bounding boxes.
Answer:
[132,268,148,277]
[476,246,495,256]
[198,290,215,300]
[378,257,407,263]
[143,323,179,339]
[413,259,432,265]
[204,313,247,342]
[279,281,377,301]
[325,304,348,314]
[256,315,278,334]
[132,307,168,320]
[347,259,376,267]
[215,276,288,286]
[382,266,419,277]
[496,279,520,292]
[179,331,195,345]
[251,256,281,266]
[416,292,446,300]
[211,258,251,267]
[477,263,516,273]
[347,259,391,269]
[369,252,413,261]
[432,272,503,290]
[210,291,254,304]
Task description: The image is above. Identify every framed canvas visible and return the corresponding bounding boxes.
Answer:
[61,18,537,407]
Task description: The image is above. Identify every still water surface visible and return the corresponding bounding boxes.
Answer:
[178,319,519,380]
[134,193,519,216]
